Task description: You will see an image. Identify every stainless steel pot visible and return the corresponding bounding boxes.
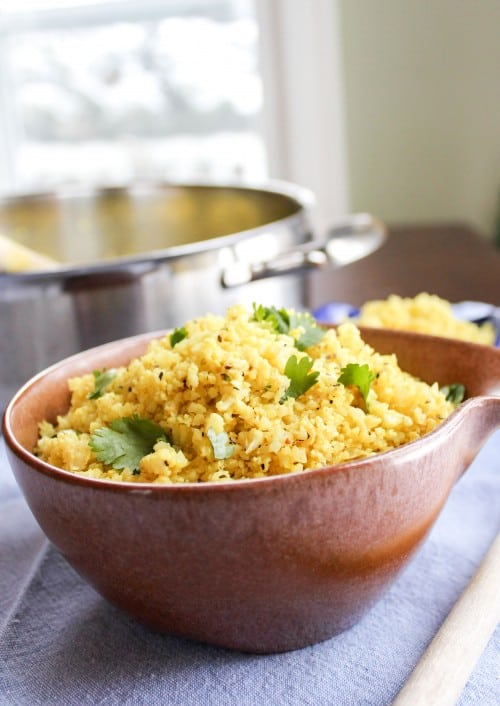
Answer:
[0,181,385,408]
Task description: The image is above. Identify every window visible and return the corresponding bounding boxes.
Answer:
[0,0,267,191]
[0,0,348,225]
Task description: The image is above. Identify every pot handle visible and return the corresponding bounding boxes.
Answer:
[220,213,386,288]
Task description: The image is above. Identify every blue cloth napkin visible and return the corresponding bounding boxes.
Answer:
[1,433,499,706]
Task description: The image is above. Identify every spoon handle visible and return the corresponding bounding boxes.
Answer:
[393,532,500,706]
[0,233,58,273]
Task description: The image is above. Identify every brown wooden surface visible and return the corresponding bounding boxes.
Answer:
[308,223,500,308]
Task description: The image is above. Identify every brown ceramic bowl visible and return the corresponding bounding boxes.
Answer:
[3,328,500,653]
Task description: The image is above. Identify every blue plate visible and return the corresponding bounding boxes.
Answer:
[313,300,500,347]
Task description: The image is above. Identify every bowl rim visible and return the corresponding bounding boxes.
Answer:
[2,327,498,495]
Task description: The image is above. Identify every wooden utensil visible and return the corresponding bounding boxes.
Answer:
[0,233,58,272]
[393,532,500,705]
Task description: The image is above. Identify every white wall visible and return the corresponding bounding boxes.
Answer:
[339,0,500,239]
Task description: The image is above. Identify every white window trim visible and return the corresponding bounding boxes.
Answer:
[0,40,18,192]
[0,1,198,32]
[255,0,349,231]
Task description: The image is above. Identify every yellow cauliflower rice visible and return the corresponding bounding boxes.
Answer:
[36,304,455,484]
[355,292,495,344]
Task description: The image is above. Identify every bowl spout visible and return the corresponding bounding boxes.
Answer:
[451,396,500,480]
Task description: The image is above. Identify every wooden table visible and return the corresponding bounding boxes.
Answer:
[308,223,500,308]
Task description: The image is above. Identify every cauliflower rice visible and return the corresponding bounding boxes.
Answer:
[355,292,495,344]
[36,304,455,483]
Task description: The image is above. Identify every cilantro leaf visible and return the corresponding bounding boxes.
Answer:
[287,311,325,351]
[440,382,466,406]
[87,368,116,400]
[281,354,319,402]
[207,427,235,460]
[170,326,188,347]
[252,304,325,350]
[89,415,169,473]
[252,304,290,333]
[338,363,376,411]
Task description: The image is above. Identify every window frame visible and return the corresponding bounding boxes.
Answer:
[255,0,349,229]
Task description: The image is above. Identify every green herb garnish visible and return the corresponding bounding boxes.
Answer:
[89,415,169,474]
[87,368,116,400]
[252,304,325,350]
[207,427,235,460]
[440,383,466,406]
[281,354,319,402]
[288,311,325,351]
[170,326,188,348]
[338,363,376,411]
[252,304,290,333]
